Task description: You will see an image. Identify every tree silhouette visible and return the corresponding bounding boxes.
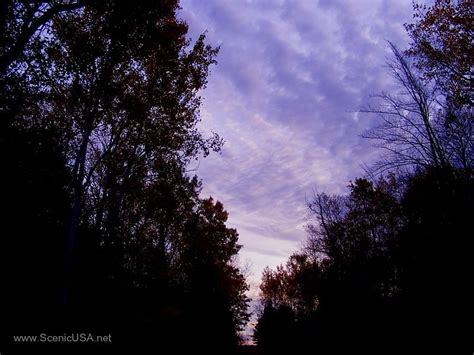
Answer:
[362,44,448,172]
[255,169,473,353]
[0,0,86,75]
[253,2,474,353]
[20,2,221,297]
[1,1,249,354]
[395,166,474,351]
[362,1,473,174]
[405,0,473,171]
[405,0,473,108]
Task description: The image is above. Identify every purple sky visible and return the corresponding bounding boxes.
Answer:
[178,0,420,311]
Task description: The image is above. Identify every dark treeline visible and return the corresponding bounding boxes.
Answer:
[0,1,249,354]
[254,1,473,354]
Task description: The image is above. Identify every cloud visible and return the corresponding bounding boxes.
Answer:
[179,0,415,289]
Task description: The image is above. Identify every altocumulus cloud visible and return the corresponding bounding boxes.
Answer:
[178,0,417,289]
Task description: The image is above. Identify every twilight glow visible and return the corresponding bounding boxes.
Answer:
[179,0,416,293]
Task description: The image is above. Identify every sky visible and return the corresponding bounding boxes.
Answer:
[178,0,418,320]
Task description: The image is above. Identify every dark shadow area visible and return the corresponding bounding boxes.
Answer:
[255,168,473,354]
[1,1,248,354]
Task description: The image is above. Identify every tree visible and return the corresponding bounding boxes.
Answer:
[0,0,87,76]
[362,43,449,172]
[385,166,473,351]
[259,254,320,316]
[256,170,473,352]
[255,177,406,353]
[255,2,473,353]
[404,0,473,172]
[1,1,250,352]
[306,177,403,265]
[363,1,473,174]
[253,302,295,355]
[14,1,222,295]
[405,0,473,107]
[175,198,249,345]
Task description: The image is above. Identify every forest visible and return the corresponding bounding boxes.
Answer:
[0,1,472,354]
[254,1,473,354]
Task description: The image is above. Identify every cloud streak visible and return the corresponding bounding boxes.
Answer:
[179,0,416,289]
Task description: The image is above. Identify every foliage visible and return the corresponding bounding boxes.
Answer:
[255,168,473,353]
[405,0,473,107]
[1,1,248,353]
[255,2,473,353]
[403,0,474,172]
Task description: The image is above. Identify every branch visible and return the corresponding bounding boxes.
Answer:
[1,1,85,74]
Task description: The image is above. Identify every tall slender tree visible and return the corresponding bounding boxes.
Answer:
[1,1,250,353]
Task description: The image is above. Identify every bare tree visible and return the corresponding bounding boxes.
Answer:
[304,191,347,260]
[361,42,449,174]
